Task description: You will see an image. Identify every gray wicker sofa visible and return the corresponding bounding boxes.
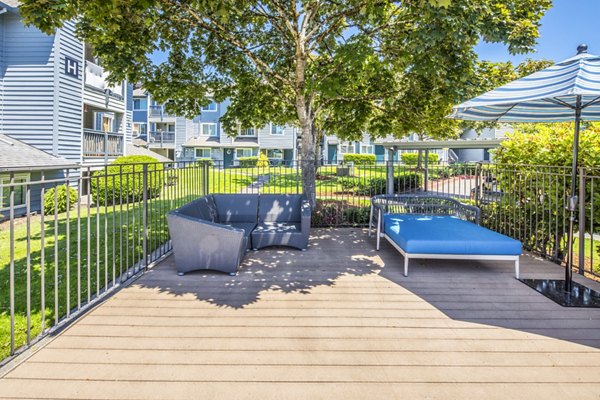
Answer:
[167,194,311,276]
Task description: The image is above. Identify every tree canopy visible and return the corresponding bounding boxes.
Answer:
[20,0,552,203]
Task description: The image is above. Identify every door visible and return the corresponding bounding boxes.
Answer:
[223,148,234,168]
[327,144,338,164]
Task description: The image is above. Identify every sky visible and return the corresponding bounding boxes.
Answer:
[476,0,600,64]
[151,0,600,65]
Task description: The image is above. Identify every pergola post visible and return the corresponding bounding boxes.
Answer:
[386,147,395,195]
[424,149,429,192]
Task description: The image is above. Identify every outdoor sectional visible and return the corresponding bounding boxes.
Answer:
[370,195,522,278]
[167,193,311,276]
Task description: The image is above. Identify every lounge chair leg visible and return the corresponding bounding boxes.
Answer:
[368,205,373,237]
[515,258,520,280]
[229,272,236,276]
[404,257,409,277]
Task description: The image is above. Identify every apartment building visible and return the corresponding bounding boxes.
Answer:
[133,93,299,166]
[0,1,133,166]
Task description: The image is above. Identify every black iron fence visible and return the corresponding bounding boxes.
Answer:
[1,158,599,364]
[0,161,207,363]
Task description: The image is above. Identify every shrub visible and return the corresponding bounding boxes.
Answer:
[342,154,376,165]
[257,153,269,168]
[354,173,422,195]
[195,158,214,167]
[238,156,258,167]
[401,152,439,165]
[91,155,164,206]
[44,184,78,214]
[338,177,359,193]
[343,207,370,225]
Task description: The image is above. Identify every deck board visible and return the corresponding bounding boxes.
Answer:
[1,228,600,399]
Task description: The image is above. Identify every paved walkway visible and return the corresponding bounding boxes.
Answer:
[1,228,600,399]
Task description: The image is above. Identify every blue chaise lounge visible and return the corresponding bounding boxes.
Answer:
[370,195,522,278]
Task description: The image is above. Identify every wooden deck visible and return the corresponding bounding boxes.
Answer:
[1,228,600,399]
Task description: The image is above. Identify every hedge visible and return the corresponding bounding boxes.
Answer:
[90,155,164,206]
[238,157,258,167]
[195,158,214,167]
[354,173,422,195]
[401,152,439,165]
[342,153,376,165]
[44,184,78,215]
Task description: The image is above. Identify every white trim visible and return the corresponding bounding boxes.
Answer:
[0,173,31,211]
[270,123,285,135]
[200,123,218,137]
[235,148,254,158]
[201,99,217,112]
[239,127,257,137]
[194,148,211,158]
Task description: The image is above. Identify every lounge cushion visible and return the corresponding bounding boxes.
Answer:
[177,197,215,221]
[228,222,257,250]
[253,222,302,234]
[213,194,259,223]
[383,214,522,255]
[258,194,302,223]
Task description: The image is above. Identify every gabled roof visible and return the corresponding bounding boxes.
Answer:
[0,134,78,172]
[125,143,173,163]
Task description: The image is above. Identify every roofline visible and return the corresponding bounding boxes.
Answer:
[375,138,505,150]
[0,164,81,172]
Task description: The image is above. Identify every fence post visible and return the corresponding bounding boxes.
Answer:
[423,149,429,192]
[142,164,149,270]
[578,167,586,275]
[474,162,482,207]
[386,148,395,195]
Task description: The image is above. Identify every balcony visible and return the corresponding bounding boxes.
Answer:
[83,128,124,157]
[149,105,175,119]
[147,131,176,147]
[84,60,124,98]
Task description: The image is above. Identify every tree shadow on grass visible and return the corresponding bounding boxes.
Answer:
[134,228,384,309]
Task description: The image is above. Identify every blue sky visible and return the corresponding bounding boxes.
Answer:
[476,0,600,64]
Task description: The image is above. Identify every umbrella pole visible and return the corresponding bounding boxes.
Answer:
[566,95,583,293]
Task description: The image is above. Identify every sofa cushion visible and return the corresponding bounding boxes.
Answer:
[383,214,522,256]
[177,197,215,221]
[252,222,302,234]
[212,194,259,223]
[227,222,257,250]
[258,194,302,223]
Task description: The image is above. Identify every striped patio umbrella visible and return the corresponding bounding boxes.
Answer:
[449,44,600,302]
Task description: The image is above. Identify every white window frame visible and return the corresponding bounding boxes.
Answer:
[266,149,284,159]
[195,148,211,158]
[360,144,374,154]
[239,127,256,137]
[133,122,147,136]
[0,173,30,211]
[133,98,147,111]
[340,143,355,154]
[235,148,254,158]
[270,124,285,135]
[201,99,217,112]
[200,123,218,137]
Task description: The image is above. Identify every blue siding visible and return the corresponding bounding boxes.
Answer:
[375,145,385,163]
[133,110,147,123]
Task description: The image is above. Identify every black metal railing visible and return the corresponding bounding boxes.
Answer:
[0,161,207,364]
[2,158,599,365]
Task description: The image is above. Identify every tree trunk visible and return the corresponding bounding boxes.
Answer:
[299,116,317,208]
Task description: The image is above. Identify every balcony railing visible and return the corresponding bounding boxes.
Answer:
[83,129,124,157]
[84,60,124,98]
[148,131,176,145]
[149,105,175,118]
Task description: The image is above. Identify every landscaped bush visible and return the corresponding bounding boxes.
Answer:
[338,177,359,193]
[44,184,78,214]
[91,155,164,206]
[238,156,258,167]
[195,158,214,167]
[343,206,370,225]
[401,152,439,165]
[342,154,376,165]
[257,153,269,168]
[354,173,423,195]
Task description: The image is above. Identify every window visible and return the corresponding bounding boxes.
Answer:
[133,98,147,110]
[195,148,211,158]
[201,100,217,112]
[200,123,218,137]
[340,143,355,154]
[1,174,29,210]
[239,127,256,137]
[133,123,147,136]
[94,112,115,132]
[267,149,283,159]
[236,148,253,158]
[270,124,284,135]
[360,145,374,154]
